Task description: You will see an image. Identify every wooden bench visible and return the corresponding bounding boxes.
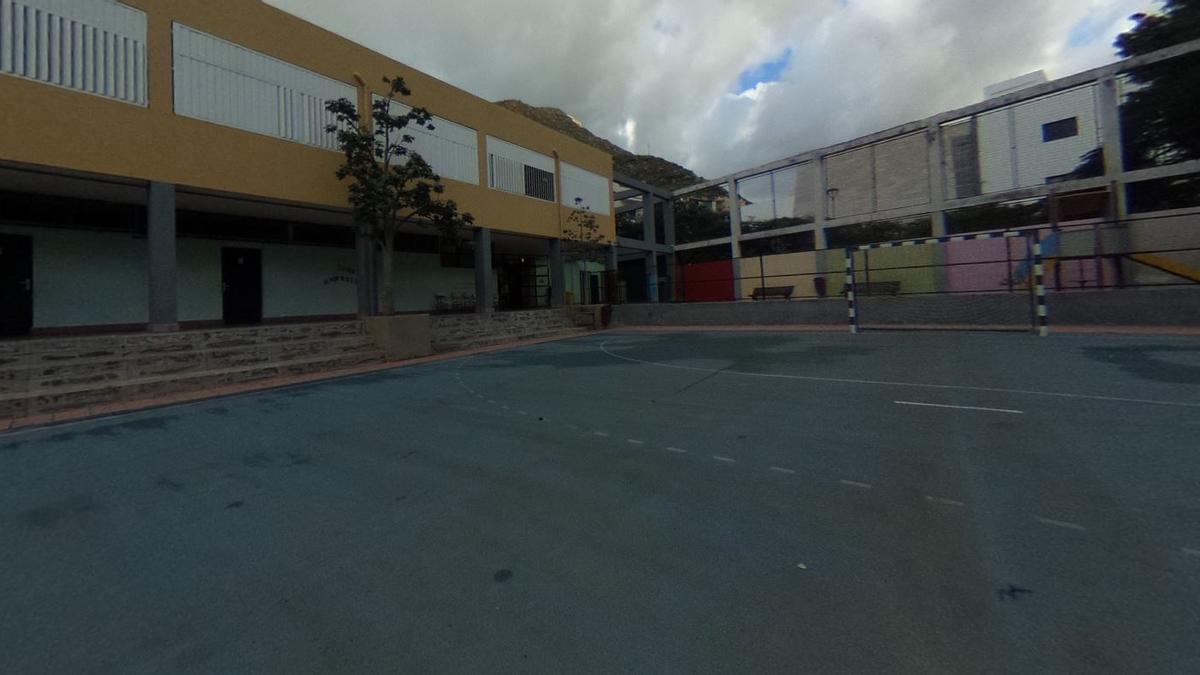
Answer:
[750,286,795,301]
[853,281,902,296]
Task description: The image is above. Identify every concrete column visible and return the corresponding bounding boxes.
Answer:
[147,181,178,332]
[355,226,372,317]
[662,254,677,302]
[645,251,660,303]
[927,122,948,237]
[812,157,829,249]
[728,179,743,299]
[1097,77,1127,219]
[605,244,618,272]
[604,243,620,304]
[662,199,677,302]
[473,227,494,314]
[663,198,676,248]
[642,191,656,244]
[549,238,566,307]
[727,180,742,258]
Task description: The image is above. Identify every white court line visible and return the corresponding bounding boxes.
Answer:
[840,480,873,489]
[926,496,966,507]
[713,456,737,463]
[627,439,645,445]
[667,447,688,454]
[771,467,797,475]
[598,340,1200,410]
[897,401,1024,415]
[1036,516,1087,532]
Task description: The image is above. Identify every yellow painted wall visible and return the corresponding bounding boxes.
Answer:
[0,0,615,242]
[738,251,824,299]
[853,246,938,294]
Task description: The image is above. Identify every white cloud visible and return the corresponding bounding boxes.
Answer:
[265,0,1159,180]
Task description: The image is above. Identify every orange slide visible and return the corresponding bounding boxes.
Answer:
[1128,253,1200,284]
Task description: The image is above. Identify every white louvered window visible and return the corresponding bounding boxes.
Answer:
[0,0,147,105]
[376,97,479,185]
[487,136,556,202]
[172,23,356,151]
[560,163,611,215]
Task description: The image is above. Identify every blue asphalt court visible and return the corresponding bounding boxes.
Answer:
[3,331,1199,673]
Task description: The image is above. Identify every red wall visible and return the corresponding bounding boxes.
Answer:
[678,261,735,302]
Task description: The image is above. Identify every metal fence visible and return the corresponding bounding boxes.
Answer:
[642,210,1200,332]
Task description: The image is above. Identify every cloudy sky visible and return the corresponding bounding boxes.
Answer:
[266,0,1159,179]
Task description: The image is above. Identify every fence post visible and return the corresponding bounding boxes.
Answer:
[1032,231,1050,337]
[845,248,859,334]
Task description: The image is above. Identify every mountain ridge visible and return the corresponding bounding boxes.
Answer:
[495,99,703,191]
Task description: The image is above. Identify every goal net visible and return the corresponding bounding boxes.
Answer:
[847,232,1041,333]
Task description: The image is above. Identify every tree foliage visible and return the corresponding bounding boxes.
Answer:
[325,77,475,315]
[561,198,607,266]
[673,186,732,244]
[1115,0,1200,169]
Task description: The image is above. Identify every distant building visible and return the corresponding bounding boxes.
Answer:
[984,71,1049,99]
[948,72,1101,198]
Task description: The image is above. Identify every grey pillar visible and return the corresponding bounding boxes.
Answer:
[728,179,743,299]
[474,227,494,314]
[662,200,677,301]
[355,226,372,317]
[549,238,565,307]
[642,191,656,244]
[147,181,178,332]
[604,244,619,304]
[811,157,829,250]
[927,122,948,237]
[605,243,618,272]
[1097,77,1127,219]
[645,251,660,303]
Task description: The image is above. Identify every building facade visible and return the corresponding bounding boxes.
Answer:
[662,37,1200,302]
[0,0,615,336]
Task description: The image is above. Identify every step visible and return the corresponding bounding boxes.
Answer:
[0,349,385,420]
[0,335,378,395]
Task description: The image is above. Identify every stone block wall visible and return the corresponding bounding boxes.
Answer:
[430,308,592,352]
[1,320,379,418]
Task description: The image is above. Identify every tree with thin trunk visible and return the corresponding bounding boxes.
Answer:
[326,77,475,315]
[561,198,607,266]
[561,198,609,303]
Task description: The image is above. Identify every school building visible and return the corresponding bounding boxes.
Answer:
[0,0,616,338]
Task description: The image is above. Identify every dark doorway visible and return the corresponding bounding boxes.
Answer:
[0,234,33,336]
[585,271,602,305]
[221,247,263,325]
[619,257,647,303]
[496,255,548,311]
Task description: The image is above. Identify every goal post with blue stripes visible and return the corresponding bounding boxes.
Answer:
[844,230,1048,335]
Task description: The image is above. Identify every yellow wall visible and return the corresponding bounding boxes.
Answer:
[738,251,824,299]
[738,247,938,300]
[0,0,615,242]
[853,246,938,294]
